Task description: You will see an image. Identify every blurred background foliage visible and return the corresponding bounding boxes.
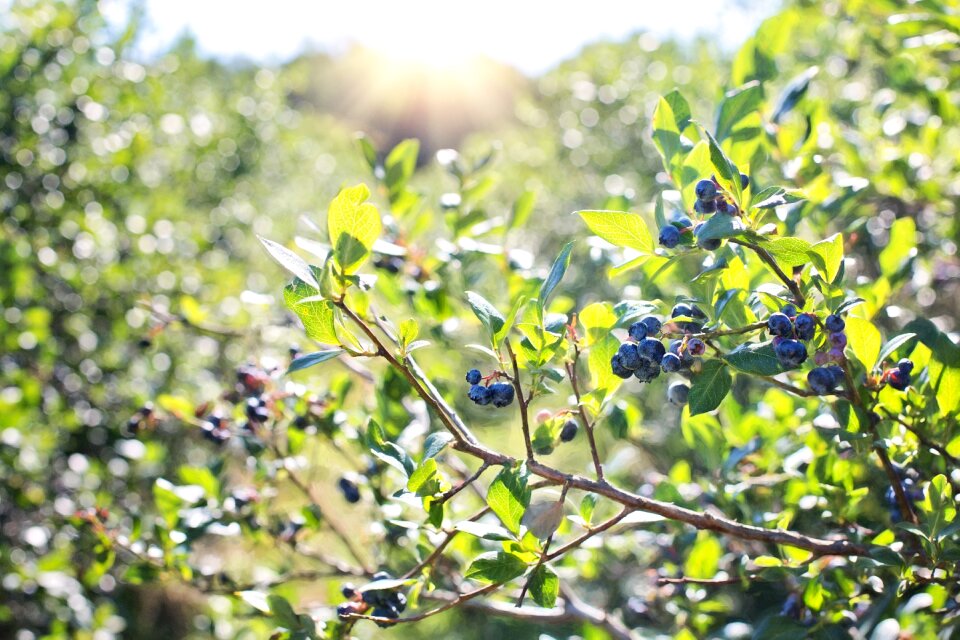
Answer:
[1,0,959,638]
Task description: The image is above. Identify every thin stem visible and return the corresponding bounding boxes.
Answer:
[657,574,761,586]
[732,240,805,307]
[437,463,489,505]
[566,351,605,482]
[546,506,633,561]
[506,340,535,462]
[400,506,491,581]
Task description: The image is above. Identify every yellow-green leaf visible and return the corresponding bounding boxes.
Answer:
[845,317,881,370]
[576,210,652,253]
[327,183,381,274]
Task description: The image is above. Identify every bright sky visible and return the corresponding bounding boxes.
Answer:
[114,0,778,74]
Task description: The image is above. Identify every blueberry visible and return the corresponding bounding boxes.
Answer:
[468,384,492,405]
[465,369,482,385]
[740,173,750,189]
[671,303,705,332]
[695,179,718,201]
[780,304,797,318]
[716,199,737,215]
[774,339,807,369]
[659,225,681,248]
[617,343,643,370]
[661,353,682,373]
[371,606,398,627]
[610,354,633,379]
[633,359,661,383]
[672,216,693,230]
[767,313,793,338]
[829,332,847,349]
[794,313,816,341]
[807,367,838,395]
[668,340,683,355]
[640,316,662,335]
[627,321,648,342]
[897,359,914,375]
[667,382,689,406]
[686,338,706,356]
[637,338,666,362]
[387,591,407,612]
[824,314,845,333]
[888,369,910,391]
[694,199,717,214]
[338,477,361,503]
[559,420,578,442]
[337,603,355,617]
[489,383,515,407]
[826,365,845,384]
[341,583,358,598]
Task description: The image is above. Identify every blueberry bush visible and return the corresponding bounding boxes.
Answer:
[4,2,960,640]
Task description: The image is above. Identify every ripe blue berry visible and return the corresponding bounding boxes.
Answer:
[661,353,682,373]
[637,338,666,362]
[617,343,643,370]
[686,338,706,356]
[489,383,515,407]
[780,304,797,318]
[774,339,807,369]
[767,313,793,338]
[695,179,718,201]
[465,369,482,385]
[659,225,681,248]
[633,359,661,383]
[897,359,914,375]
[667,382,689,406]
[671,303,705,332]
[341,584,358,598]
[610,354,633,379]
[824,314,845,333]
[337,603,355,617]
[627,321,648,342]
[641,316,662,336]
[807,367,838,395]
[338,477,361,503]
[672,216,693,230]
[694,199,717,214]
[559,420,578,442]
[468,384,492,405]
[794,313,816,341]
[740,173,750,189]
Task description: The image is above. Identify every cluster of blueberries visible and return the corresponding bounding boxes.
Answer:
[609,305,710,406]
[465,369,515,408]
[658,175,749,251]
[337,573,407,627]
[767,304,815,371]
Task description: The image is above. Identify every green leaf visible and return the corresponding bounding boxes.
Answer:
[699,125,741,204]
[464,551,528,583]
[509,190,537,230]
[267,595,299,630]
[539,242,574,315]
[588,333,624,397]
[466,291,505,344]
[664,89,692,131]
[355,133,378,171]
[283,280,339,346]
[715,81,763,141]
[652,96,683,176]
[725,342,783,376]
[327,183,382,274]
[287,349,345,375]
[237,590,271,614]
[177,465,219,498]
[879,217,916,278]
[486,465,531,535]
[454,521,514,541]
[688,360,732,416]
[384,139,419,198]
[529,565,559,608]
[258,236,320,290]
[751,186,806,209]
[406,458,438,495]
[684,532,722,579]
[877,333,917,366]
[398,318,419,347]
[494,294,527,347]
[576,210,652,252]
[422,432,453,460]
[761,237,813,268]
[695,214,745,242]
[845,317,881,370]
[807,234,844,282]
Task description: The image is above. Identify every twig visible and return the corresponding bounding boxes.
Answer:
[657,574,761,586]
[400,506,491,580]
[437,463,489,505]
[546,506,634,561]
[505,340,535,462]
[566,351,605,482]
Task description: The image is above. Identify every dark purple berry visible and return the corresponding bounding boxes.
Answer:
[617,343,643,370]
[774,339,807,369]
[338,477,361,503]
[829,332,847,349]
[824,314,845,333]
[897,359,914,375]
[341,584,358,598]
[672,216,693,230]
[767,313,793,338]
[888,369,910,391]
[780,304,797,318]
[694,199,717,214]
[468,384,492,405]
[794,313,816,341]
[807,367,838,395]
[740,173,750,189]
[661,353,682,373]
[610,354,633,379]
[640,316,662,335]
[559,420,578,442]
[633,359,661,383]
[686,338,706,356]
[695,179,718,201]
[489,383,515,407]
[637,338,666,363]
[627,321,647,342]
[465,369,482,385]
[659,225,680,248]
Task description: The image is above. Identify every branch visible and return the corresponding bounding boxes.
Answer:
[732,240,805,307]
[505,340,535,462]
[437,463,489,506]
[657,573,761,586]
[546,506,634,561]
